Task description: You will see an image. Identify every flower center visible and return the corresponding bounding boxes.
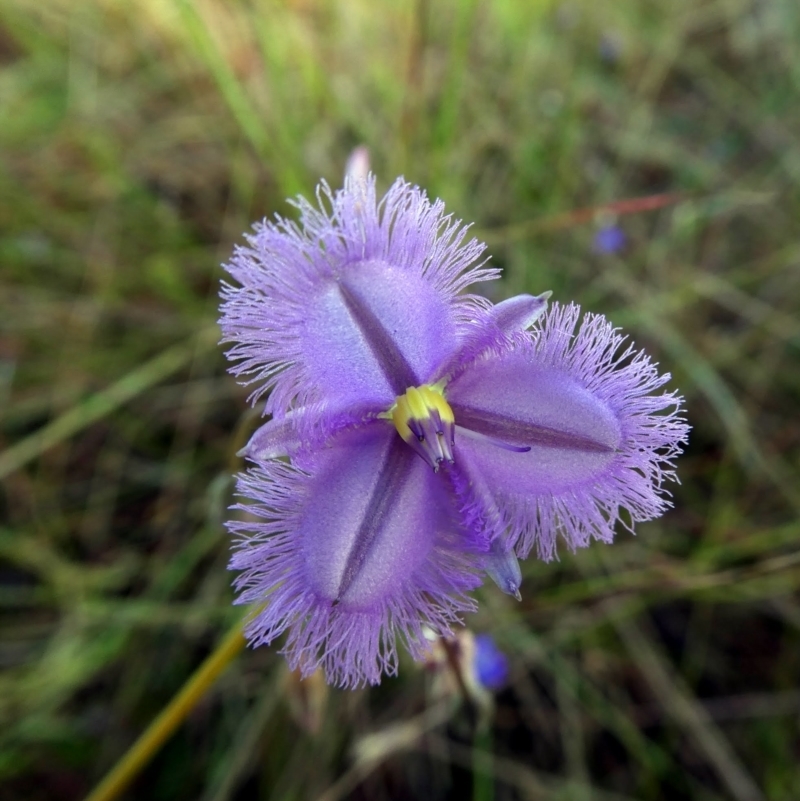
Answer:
[389,384,455,471]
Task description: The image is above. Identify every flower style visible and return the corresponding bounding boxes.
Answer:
[220,176,688,687]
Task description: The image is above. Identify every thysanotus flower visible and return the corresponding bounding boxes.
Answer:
[220,175,688,687]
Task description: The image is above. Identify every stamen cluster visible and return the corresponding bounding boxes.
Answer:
[389,385,455,471]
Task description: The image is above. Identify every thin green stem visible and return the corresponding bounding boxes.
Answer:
[84,619,247,801]
[472,724,495,801]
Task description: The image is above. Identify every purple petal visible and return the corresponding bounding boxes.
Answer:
[302,259,457,400]
[449,354,622,489]
[228,424,482,687]
[447,302,689,560]
[220,177,497,416]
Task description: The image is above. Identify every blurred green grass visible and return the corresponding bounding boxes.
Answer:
[1,0,799,799]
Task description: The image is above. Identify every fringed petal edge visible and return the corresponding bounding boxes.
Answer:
[449,302,689,561]
[228,461,481,688]
[220,176,498,416]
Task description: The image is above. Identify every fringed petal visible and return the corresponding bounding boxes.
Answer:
[228,425,482,688]
[446,302,689,560]
[220,176,497,416]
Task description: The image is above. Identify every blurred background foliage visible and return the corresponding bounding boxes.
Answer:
[1,0,799,799]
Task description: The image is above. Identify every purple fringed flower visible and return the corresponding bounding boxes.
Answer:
[220,176,688,687]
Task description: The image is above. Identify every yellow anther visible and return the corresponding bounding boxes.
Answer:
[418,385,454,425]
[404,386,429,421]
[391,395,413,441]
[388,384,456,470]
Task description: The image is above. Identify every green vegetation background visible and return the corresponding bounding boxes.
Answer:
[1,1,799,799]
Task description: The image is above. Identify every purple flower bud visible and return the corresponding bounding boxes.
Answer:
[220,177,688,687]
[344,146,370,183]
[473,634,509,691]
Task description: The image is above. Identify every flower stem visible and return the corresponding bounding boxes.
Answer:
[472,724,495,801]
[84,620,247,801]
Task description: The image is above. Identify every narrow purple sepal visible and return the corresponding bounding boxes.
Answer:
[439,292,551,381]
[239,414,302,461]
[240,402,377,462]
[483,540,523,600]
[490,292,551,333]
